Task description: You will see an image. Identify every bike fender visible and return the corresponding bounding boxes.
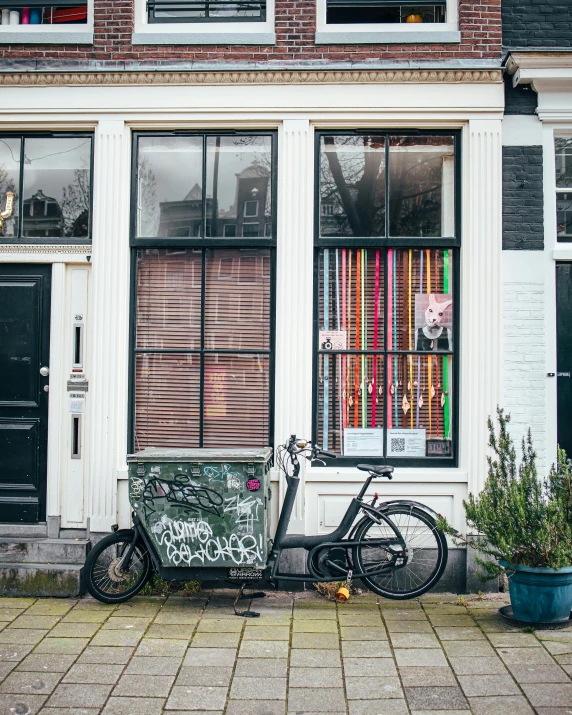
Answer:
[362,500,442,522]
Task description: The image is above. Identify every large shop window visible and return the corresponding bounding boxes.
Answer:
[0,133,93,243]
[131,132,275,451]
[556,137,572,242]
[315,132,459,466]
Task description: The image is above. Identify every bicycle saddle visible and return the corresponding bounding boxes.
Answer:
[357,464,394,477]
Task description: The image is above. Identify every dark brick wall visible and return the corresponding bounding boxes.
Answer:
[503,146,544,250]
[504,74,538,115]
[0,0,501,63]
[503,0,572,49]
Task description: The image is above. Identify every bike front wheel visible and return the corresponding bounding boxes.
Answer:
[352,505,448,600]
[84,530,152,604]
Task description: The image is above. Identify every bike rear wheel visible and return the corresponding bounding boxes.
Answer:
[84,530,152,604]
[352,504,447,600]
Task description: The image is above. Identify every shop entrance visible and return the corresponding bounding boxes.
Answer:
[556,262,572,458]
[0,264,51,523]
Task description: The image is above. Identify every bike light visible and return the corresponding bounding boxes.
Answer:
[296,440,308,448]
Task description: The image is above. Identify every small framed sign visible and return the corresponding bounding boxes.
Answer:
[319,330,347,351]
[387,429,426,458]
[426,439,452,457]
[344,428,383,457]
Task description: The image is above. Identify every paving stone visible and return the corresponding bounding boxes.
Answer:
[292,620,338,633]
[136,638,189,657]
[556,654,572,665]
[498,646,557,665]
[243,626,290,640]
[348,699,409,714]
[102,617,153,630]
[234,658,287,677]
[520,682,572,706]
[443,641,495,658]
[457,674,521,697]
[166,685,228,710]
[239,640,289,658]
[535,709,572,715]
[405,686,469,711]
[475,617,522,634]
[291,633,339,649]
[426,615,475,627]
[61,610,111,623]
[16,653,77,673]
[398,667,457,687]
[34,637,88,654]
[0,693,46,714]
[175,666,233,686]
[536,631,572,644]
[26,601,76,616]
[62,663,124,684]
[382,610,427,621]
[338,615,382,627]
[423,605,468,615]
[191,632,240,648]
[344,658,397,677]
[45,682,113,708]
[90,628,146,646]
[0,629,47,645]
[394,649,448,667]
[434,627,485,641]
[146,624,195,640]
[102,696,166,714]
[410,712,469,715]
[341,641,392,658]
[292,609,336,620]
[544,641,572,655]
[389,633,440,649]
[227,701,285,715]
[288,687,346,711]
[196,619,243,632]
[0,644,34,661]
[47,622,100,639]
[115,601,163,616]
[0,609,26,622]
[340,627,387,641]
[289,649,341,668]
[0,670,61,694]
[113,673,175,697]
[154,612,201,625]
[450,657,509,675]
[230,675,286,699]
[72,599,117,611]
[8,616,61,630]
[467,695,534,714]
[0,599,36,609]
[78,646,135,664]
[384,620,434,633]
[183,647,237,667]
[41,709,99,715]
[487,633,542,648]
[0,661,16,678]
[289,667,344,687]
[346,676,403,699]
[560,663,572,675]
[126,656,183,675]
[506,663,571,683]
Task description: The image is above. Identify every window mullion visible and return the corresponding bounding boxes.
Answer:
[199,247,206,447]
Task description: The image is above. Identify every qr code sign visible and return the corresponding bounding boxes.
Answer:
[391,438,406,453]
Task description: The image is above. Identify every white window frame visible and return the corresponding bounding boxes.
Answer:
[315,0,459,44]
[0,1,93,44]
[133,0,275,45]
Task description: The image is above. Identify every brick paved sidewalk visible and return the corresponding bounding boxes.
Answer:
[0,589,570,714]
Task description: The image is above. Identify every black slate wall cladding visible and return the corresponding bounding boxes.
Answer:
[504,74,539,115]
[503,0,572,48]
[503,146,544,250]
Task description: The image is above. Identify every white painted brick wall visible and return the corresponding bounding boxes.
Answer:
[502,280,547,472]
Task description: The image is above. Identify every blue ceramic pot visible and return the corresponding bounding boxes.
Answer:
[500,559,572,624]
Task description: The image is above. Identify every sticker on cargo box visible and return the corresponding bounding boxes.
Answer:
[229,568,264,580]
[246,478,261,491]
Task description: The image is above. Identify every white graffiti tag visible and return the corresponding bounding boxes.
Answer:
[223,495,263,535]
[155,518,263,566]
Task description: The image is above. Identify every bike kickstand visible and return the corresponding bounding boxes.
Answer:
[233,582,261,618]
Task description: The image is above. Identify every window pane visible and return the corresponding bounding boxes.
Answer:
[135,353,200,450]
[203,353,269,448]
[137,136,203,238]
[317,353,384,456]
[206,136,272,238]
[320,135,386,237]
[22,137,91,238]
[0,138,20,239]
[326,3,445,24]
[556,138,572,188]
[387,353,453,458]
[318,248,385,351]
[557,192,572,241]
[389,136,454,237]
[136,248,202,350]
[205,248,271,351]
[390,248,454,352]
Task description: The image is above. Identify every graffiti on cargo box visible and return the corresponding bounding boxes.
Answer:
[140,474,224,518]
[223,494,263,535]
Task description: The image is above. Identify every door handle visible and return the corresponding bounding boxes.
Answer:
[40,366,49,377]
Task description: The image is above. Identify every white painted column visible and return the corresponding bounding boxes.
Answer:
[86,120,131,533]
[274,119,314,533]
[461,119,503,496]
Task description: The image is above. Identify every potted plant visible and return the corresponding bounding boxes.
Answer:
[439,408,572,624]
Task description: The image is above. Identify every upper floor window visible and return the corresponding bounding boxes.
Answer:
[326,0,445,25]
[0,1,93,44]
[0,133,92,243]
[556,137,572,243]
[146,0,265,22]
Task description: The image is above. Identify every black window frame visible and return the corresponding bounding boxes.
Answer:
[0,131,94,245]
[128,129,277,453]
[312,128,461,468]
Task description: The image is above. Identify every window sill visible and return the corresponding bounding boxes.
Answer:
[0,25,93,44]
[314,27,460,45]
[132,24,275,45]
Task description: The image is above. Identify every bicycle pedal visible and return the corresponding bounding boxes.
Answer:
[236,610,260,618]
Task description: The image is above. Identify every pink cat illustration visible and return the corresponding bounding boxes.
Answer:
[416,294,452,352]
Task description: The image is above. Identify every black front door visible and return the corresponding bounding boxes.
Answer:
[556,262,572,458]
[0,264,51,523]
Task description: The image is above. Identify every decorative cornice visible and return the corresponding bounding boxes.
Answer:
[0,68,503,86]
[0,243,91,254]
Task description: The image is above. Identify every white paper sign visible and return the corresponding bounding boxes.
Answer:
[343,428,383,457]
[319,330,347,351]
[387,428,426,457]
[69,397,85,414]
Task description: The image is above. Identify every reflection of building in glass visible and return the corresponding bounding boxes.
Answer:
[157,165,270,238]
[22,189,63,238]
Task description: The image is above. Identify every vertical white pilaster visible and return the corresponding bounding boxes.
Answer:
[87,120,130,533]
[46,262,65,519]
[461,120,503,496]
[274,119,314,533]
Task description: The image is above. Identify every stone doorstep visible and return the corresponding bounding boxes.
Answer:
[0,563,84,598]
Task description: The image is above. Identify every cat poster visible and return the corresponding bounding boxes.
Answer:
[414,293,453,352]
